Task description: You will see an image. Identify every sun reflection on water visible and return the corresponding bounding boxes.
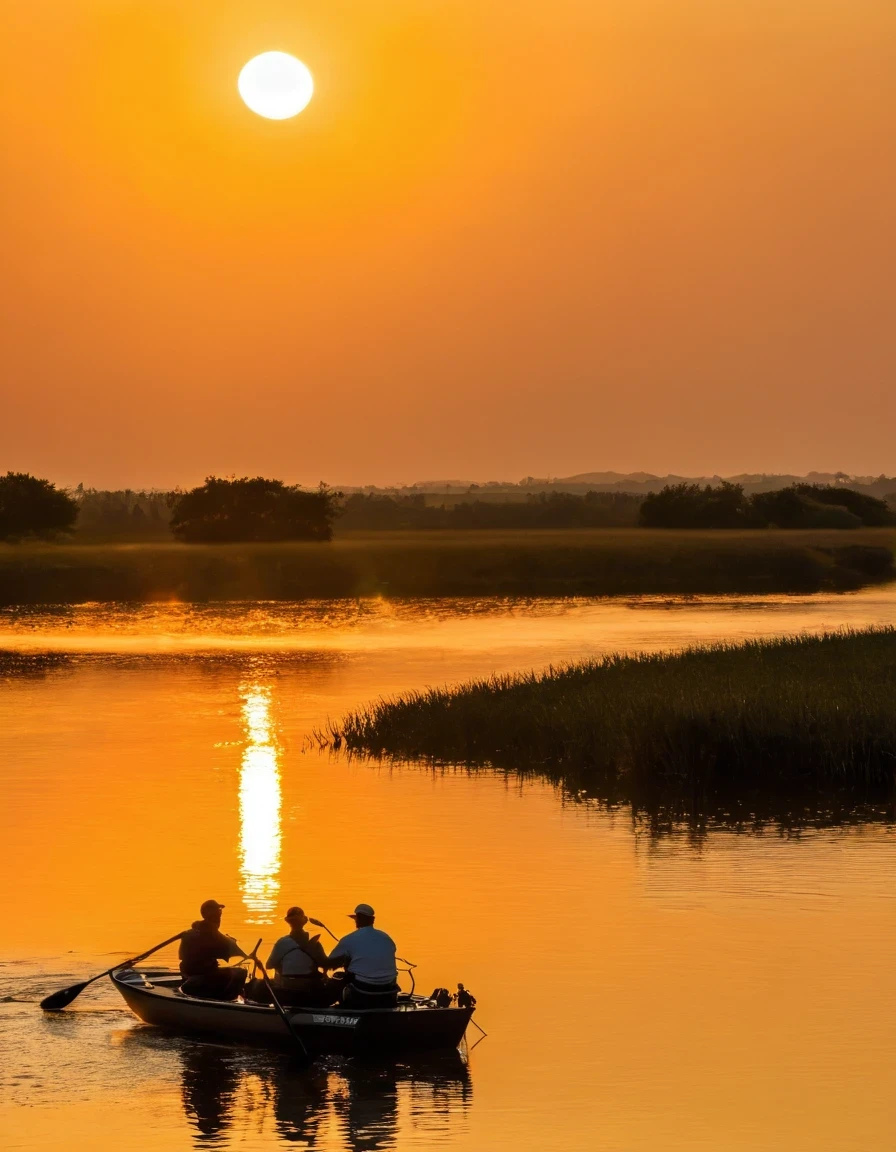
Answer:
[238,683,281,924]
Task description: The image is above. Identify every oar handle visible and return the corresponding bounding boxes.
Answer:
[106,931,185,980]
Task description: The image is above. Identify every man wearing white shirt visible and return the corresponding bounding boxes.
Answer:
[261,905,334,1006]
[326,903,399,1007]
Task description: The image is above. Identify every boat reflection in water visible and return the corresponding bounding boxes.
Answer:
[177,1041,472,1149]
[238,683,282,924]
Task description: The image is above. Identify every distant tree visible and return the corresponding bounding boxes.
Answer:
[169,476,341,543]
[72,487,173,541]
[750,487,816,529]
[638,482,894,531]
[639,482,756,528]
[751,485,894,529]
[338,492,429,531]
[336,490,644,531]
[795,484,894,526]
[0,472,79,541]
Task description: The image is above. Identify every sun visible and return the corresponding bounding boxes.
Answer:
[238,52,314,120]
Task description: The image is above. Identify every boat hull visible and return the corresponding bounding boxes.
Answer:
[111,969,473,1056]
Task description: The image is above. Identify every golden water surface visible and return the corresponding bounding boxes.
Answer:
[3,592,896,1151]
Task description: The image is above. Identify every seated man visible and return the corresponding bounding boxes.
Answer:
[179,900,248,1001]
[325,903,399,1008]
[262,906,335,1007]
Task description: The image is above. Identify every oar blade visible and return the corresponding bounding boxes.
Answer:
[40,982,89,1012]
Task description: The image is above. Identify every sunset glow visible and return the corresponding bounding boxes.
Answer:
[5,1,895,485]
[237,51,313,120]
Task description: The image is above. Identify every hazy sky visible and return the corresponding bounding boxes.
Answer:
[2,0,895,488]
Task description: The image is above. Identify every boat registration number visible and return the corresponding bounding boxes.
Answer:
[312,1014,359,1028]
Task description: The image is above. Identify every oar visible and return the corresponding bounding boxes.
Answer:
[248,938,310,1061]
[40,931,185,1012]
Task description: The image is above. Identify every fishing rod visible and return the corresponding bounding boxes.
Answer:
[309,917,417,967]
[309,916,420,994]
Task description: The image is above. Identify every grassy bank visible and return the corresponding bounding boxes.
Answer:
[325,629,896,825]
[0,529,894,603]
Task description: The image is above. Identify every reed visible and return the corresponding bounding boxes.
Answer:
[0,529,893,603]
[325,629,896,818]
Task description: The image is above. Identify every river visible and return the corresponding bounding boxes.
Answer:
[3,590,896,1151]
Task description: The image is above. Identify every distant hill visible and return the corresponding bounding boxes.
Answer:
[345,472,896,504]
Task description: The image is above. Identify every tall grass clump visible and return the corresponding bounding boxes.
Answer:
[327,629,896,812]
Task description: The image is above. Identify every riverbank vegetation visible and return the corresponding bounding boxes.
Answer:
[324,629,896,825]
[0,530,893,603]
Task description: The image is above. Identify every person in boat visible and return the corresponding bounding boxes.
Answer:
[261,905,335,1007]
[324,903,399,1008]
[179,899,248,1001]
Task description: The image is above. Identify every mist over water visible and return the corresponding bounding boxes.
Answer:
[4,590,896,1150]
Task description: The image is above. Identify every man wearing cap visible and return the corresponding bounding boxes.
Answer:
[325,903,399,1008]
[261,906,333,1007]
[179,900,249,1001]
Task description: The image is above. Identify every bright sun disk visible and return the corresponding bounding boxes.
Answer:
[238,52,313,120]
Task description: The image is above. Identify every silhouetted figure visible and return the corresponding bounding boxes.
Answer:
[256,905,337,1007]
[179,899,248,1001]
[325,903,399,1008]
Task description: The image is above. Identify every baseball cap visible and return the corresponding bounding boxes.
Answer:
[285,906,305,920]
[349,903,375,919]
[200,899,224,917]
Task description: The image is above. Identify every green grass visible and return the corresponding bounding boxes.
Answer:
[325,628,896,828]
[0,529,894,603]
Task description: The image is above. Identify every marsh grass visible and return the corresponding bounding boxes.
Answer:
[325,629,896,824]
[0,529,893,602]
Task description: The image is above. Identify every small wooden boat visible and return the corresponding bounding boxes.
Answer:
[110,967,474,1056]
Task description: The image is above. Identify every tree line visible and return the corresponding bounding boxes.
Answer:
[639,482,895,529]
[0,474,339,542]
[338,490,644,530]
[0,472,893,542]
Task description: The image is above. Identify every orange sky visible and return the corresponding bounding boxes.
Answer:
[2,0,895,488]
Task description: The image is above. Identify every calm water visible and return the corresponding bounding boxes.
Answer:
[3,591,896,1151]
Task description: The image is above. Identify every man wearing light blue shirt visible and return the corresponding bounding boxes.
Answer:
[326,903,399,1007]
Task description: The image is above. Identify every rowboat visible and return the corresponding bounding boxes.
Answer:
[110,967,475,1055]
